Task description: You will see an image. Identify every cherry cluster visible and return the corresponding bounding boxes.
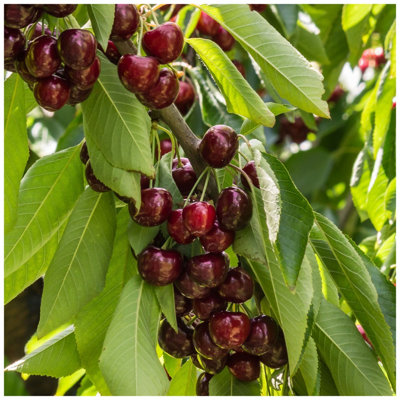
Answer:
[278,116,315,144]
[358,47,386,73]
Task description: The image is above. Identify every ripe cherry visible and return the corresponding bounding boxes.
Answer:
[110,4,139,40]
[196,372,212,396]
[57,29,97,70]
[216,187,252,231]
[227,352,260,381]
[167,209,196,245]
[174,288,192,317]
[102,40,121,64]
[172,158,197,196]
[15,54,37,85]
[197,11,220,36]
[374,47,386,65]
[213,26,235,52]
[358,56,369,73]
[33,75,70,111]
[209,311,251,349]
[200,220,235,253]
[158,139,173,158]
[183,201,216,237]
[187,253,229,288]
[158,318,195,358]
[80,141,89,165]
[4,27,26,63]
[175,270,212,299]
[25,22,52,42]
[279,116,311,144]
[85,162,110,192]
[241,161,260,189]
[118,55,159,94]
[42,4,77,17]
[67,85,93,106]
[138,246,183,286]
[193,322,229,360]
[129,187,172,226]
[327,86,345,103]
[232,60,246,78]
[249,4,267,12]
[193,292,227,320]
[199,125,238,168]
[197,353,228,374]
[66,56,100,90]
[174,80,195,115]
[5,5,41,29]
[259,329,288,369]
[140,174,150,190]
[218,267,253,303]
[143,22,184,64]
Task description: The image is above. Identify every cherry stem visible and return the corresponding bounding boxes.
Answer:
[239,303,251,317]
[161,236,173,250]
[142,3,166,19]
[238,150,250,163]
[282,365,289,395]
[199,169,211,202]
[137,17,144,55]
[238,134,252,149]
[186,315,198,326]
[146,3,160,26]
[183,166,210,207]
[228,163,254,190]
[155,123,177,166]
[171,61,193,71]
[211,168,221,193]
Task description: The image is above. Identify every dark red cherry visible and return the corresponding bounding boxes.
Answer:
[33,75,70,111]
[57,29,97,70]
[138,68,179,109]
[196,372,212,396]
[213,26,235,52]
[227,352,260,381]
[42,4,77,17]
[193,322,229,360]
[199,125,238,168]
[249,4,267,12]
[327,86,345,103]
[200,220,235,253]
[183,202,216,237]
[172,157,197,196]
[216,187,252,231]
[259,329,288,369]
[102,40,121,64]
[142,22,184,64]
[158,318,195,358]
[217,267,253,303]
[175,270,212,299]
[242,315,279,355]
[65,56,100,90]
[85,162,110,192]
[167,209,196,245]
[174,288,192,316]
[209,311,251,349]
[193,292,227,320]
[26,22,52,42]
[374,47,386,65]
[80,141,89,165]
[198,353,228,374]
[138,246,183,286]
[67,85,93,106]
[187,253,229,288]
[158,139,173,158]
[129,187,172,226]
[118,55,159,94]
[241,161,260,189]
[15,53,37,84]
[5,5,41,29]
[25,35,61,78]
[196,11,220,36]
[232,60,246,78]
[140,174,150,190]
[4,27,26,62]
[174,80,195,115]
[110,4,139,40]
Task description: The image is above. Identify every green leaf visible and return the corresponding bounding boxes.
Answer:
[384,177,396,220]
[186,37,275,127]
[167,359,197,396]
[200,4,330,118]
[56,369,86,396]
[318,358,339,395]
[5,326,81,378]
[87,5,115,51]
[4,74,29,233]
[313,299,393,395]
[38,189,116,337]
[5,145,84,279]
[163,353,181,379]
[209,367,260,395]
[275,4,299,37]
[295,337,320,395]
[154,284,177,333]
[127,220,159,256]
[99,275,168,395]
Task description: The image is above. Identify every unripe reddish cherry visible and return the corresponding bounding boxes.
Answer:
[110,4,139,40]
[200,220,235,252]
[241,161,260,189]
[66,56,100,90]
[193,292,227,320]
[42,4,77,17]
[358,56,369,73]
[175,270,212,299]
[197,11,220,36]
[168,209,196,245]
[5,5,41,29]
[183,201,216,237]
[197,353,228,374]
[85,162,110,192]
[33,75,70,111]
[172,158,197,196]
[227,352,260,381]
[196,372,212,396]
[356,324,373,347]
[218,266,254,303]
[174,81,195,115]
[213,26,235,52]
[80,141,89,165]
[193,322,229,360]
[4,27,26,63]
[259,329,288,369]
[199,125,238,168]
[187,253,229,288]
[174,288,192,317]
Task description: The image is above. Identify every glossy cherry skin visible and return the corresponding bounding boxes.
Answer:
[199,125,238,168]
[241,161,260,189]
[217,267,254,303]
[33,75,70,111]
[216,187,252,231]
[197,11,220,36]
[80,141,89,165]
[5,5,41,29]
[232,60,246,78]
[57,29,97,70]
[193,322,229,360]
[213,26,235,52]
[129,188,172,226]
[85,162,110,192]
[193,292,227,320]
[187,253,229,288]
[242,315,279,355]
[15,53,37,85]
[110,4,139,40]
[118,55,159,94]
[66,56,100,90]
[172,158,197,196]
[25,35,61,78]
[200,220,235,253]
[167,209,196,245]
[67,85,93,106]
[259,330,288,369]
[358,56,369,73]
[138,246,183,286]
[209,311,251,349]
[174,288,192,316]
[26,22,52,42]
[142,22,184,64]
[158,139,173,158]
[174,81,195,115]
[196,372,212,396]
[4,27,26,62]
[249,4,267,12]
[175,270,212,299]
[42,4,77,17]
[103,40,121,64]
[197,353,228,374]
[183,202,216,237]
[227,352,260,381]
[158,318,195,358]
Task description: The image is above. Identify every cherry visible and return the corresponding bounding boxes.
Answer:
[216,187,252,231]
[374,47,386,65]
[138,246,183,286]
[196,372,212,396]
[209,311,251,349]
[158,139,173,158]
[327,86,345,103]
[57,29,97,70]
[175,270,212,299]
[85,162,110,192]
[232,60,246,78]
[80,141,89,165]
[66,56,100,90]
[15,54,37,85]
[242,315,279,355]
[67,85,93,106]
[174,81,195,115]
[142,22,184,64]
[217,267,254,303]
[249,4,267,12]
[172,158,197,196]
[197,353,228,374]
[102,40,121,64]
[356,324,373,347]
[110,4,139,41]
[191,353,203,370]
[259,329,288,369]
[279,116,311,144]
[5,5,41,29]
[140,174,150,190]
[200,220,235,253]
[158,318,195,358]
[183,201,216,237]
[129,187,172,226]
[197,11,220,36]
[118,55,160,94]
[42,4,77,17]
[227,352,260,381]
[187,253,229,288]
[358,56,369,73]
[213,26,235,52]
[174,288,192,316]
[33,75,70,111]
[193,322,229,360]
[199,125,238,168]
[167,209,196,245]
[137,68,179,109]
[4,27,26,64]
[193,292,227,320]
[26,22,52,42]
[241,161,260,189]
